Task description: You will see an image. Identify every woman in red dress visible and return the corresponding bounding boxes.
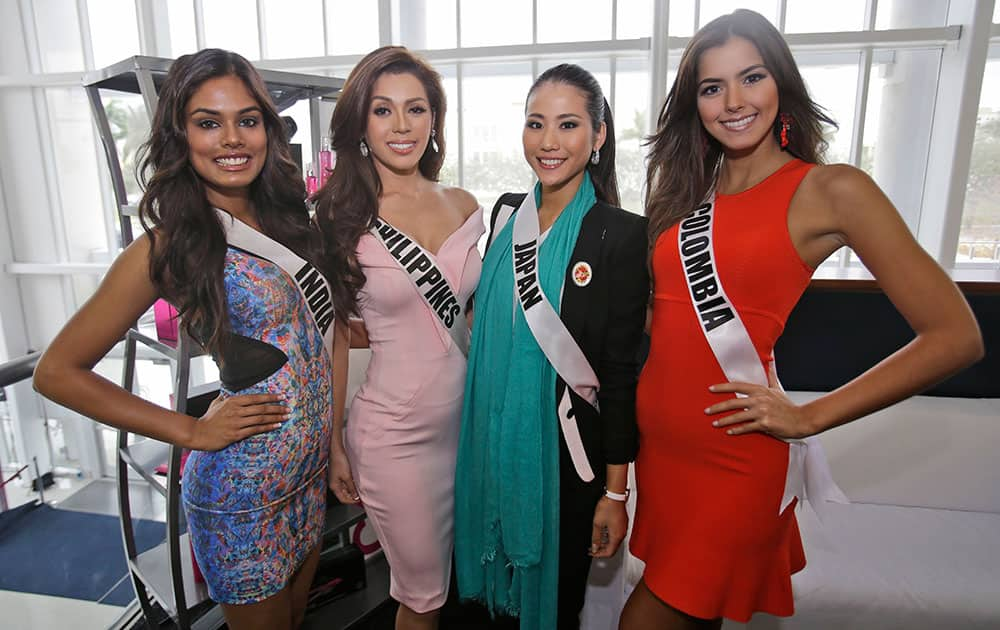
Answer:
[622,10,983,630]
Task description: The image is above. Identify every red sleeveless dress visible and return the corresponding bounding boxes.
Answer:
[632,159,815,622]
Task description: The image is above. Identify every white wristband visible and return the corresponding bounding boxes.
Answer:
[604,488,630,502]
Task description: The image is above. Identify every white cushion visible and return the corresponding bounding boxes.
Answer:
[725,501,1000,630]
[788,393,1000,513]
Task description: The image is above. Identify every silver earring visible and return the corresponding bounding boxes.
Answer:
[430,128,439,153]
[590,150,600,165]
[359,139,369,157]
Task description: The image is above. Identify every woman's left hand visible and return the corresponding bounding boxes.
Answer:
[590,497,628,558]
[706,363,816,439]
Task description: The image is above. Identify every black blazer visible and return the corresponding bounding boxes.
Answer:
[487,193,649,478]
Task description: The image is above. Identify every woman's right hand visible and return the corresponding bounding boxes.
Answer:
[329,447,361,504]
[189,393,289,451]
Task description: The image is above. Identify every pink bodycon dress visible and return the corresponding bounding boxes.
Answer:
[345,207,484,613]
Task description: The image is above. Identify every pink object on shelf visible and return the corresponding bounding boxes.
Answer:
[153,299,177,341]
[318,137,333,188]
[153,299,179,343]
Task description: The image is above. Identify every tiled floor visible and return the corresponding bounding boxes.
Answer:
[1,477,165,630]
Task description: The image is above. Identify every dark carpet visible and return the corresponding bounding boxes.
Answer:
[0,502,165,606]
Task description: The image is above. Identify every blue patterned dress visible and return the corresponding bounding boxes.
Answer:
[181,246,331,605]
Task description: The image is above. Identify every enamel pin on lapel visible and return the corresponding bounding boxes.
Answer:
[572,261,593,287]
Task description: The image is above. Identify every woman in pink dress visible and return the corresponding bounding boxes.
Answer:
[313,46,481,630]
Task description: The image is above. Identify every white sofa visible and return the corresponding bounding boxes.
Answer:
[350,349,1000,629]
[724,391,1000,630]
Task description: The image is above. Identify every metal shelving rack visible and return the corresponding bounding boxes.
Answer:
[84,56,345,629]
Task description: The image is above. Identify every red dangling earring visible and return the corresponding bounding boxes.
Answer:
[779,113,792,149]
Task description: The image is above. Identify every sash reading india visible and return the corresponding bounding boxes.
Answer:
[216,209,335,362]
[370,218,469,357]
[678,195,847,517]
[511,189,599,482]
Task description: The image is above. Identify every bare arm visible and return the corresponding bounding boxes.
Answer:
[33,235,287,450]
[590,462,630,558]
[710,166,983,438]
[328,320,360,503]
[348,318,369,348]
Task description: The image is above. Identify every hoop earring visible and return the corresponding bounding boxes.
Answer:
[359,139,369,157]
[779,113,793,149]
[430,128,439,153]
[590,150,600,165]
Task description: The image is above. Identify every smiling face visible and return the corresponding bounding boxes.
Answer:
[696,36,780,157]
[522,81,606,195]
[364,71,433,177]
[185,74,267,207]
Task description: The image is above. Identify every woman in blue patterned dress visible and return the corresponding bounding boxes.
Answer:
[34,49,344,629]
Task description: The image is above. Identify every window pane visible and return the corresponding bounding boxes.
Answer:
[875,0,948,29]
[699,1,778,29]
[616,0,653,39]
[100,91,151,207]
[784,0,867,33]
[166,0,198,57]
[863,49,941,233]
[262,0,324,59]
[203,0,261,60]
[460,62,534,208]
[325,0,379,55]
[87,0,141,68]
[959,52,1000,264]
[437,65,460,187]
[537,0,612,43]
[995,3,1000,24]
[46,88,114,263]
[33,0,85,72]
[459,0,532,47]
[669,0,696,36]
[797,53,860,165]
[613,58,649,215]
[399,0,457,49]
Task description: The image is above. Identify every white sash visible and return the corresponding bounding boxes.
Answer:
[511,190,598,482]
[216,209,335,362]
[369,217,470,357]
[678,194,847,518]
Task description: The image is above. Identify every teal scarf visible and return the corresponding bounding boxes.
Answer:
[455,174,596,630]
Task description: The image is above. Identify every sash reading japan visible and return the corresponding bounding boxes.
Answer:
[511,189,599,482]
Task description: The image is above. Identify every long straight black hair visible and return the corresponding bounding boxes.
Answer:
[528,63,620,207]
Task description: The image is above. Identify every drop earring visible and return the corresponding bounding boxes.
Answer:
[360,139,369,157]
[430,128,439,153]
[590,150,600,165]
[779,113,792,149]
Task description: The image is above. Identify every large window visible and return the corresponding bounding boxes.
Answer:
[960,47,1000,264]
[2,0,999,483]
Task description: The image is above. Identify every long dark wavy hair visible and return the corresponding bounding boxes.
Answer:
[528,64,620,207]
[137,48,320,354]
[645,9,837,250]
[313,46,446,319]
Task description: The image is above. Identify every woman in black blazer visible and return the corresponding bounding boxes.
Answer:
[454,64,649,630]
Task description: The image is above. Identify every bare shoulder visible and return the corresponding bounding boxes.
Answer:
[118,232,154,266]
[439,185,480,218]
[802,163,882,206]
